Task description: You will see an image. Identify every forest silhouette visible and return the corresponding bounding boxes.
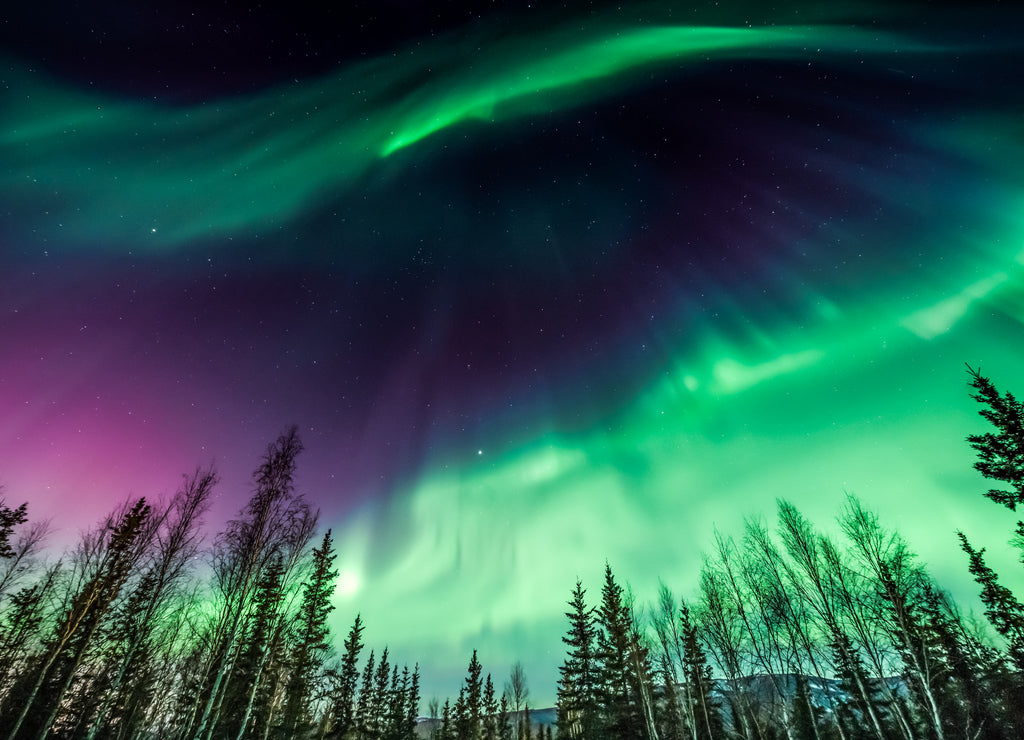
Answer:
[0,366,1021,740]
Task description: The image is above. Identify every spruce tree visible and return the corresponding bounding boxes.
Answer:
[957,532,1024,734]
[330,614,366,738]
[464,651,484,740]
[956,532,1024,669]
[455,686,469,740]
[829,630,886,740]
[383,665,407,740]
[354,650,377,738]
[919,585,1008,740]
[372,648,393,739]
[219,550,286,739]
[594,563,657,740]
[283,529,339,737]
[498,693,513,740]
[483,673,499,740]
[655,654,686,740]
[438,699,453,740]
[965,366,1024,512]
[556,581,598,740]
[405,665,421,740]
[0,563,60,692]
[519,704,531,740]
[0,501,28,561]
[678,602,721,740]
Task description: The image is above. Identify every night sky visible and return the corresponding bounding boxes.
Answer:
[3,0,1024,705]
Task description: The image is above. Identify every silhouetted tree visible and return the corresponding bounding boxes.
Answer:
[5,497,151,740]
[330,614,366,738]
[679,601,722,740]
[828,630,886,740]
[595,563,659,740]
[0,514,49,603]
[189,427,307,740]
[789,674,818,740]
[354,649,377,738]
[404,665,421,740]
[283,529,339,738]
[483,673,499,740]
[371,647,392,739]
[556,581,598,740]
[497,692,512,740]
[965,365,1024,512]
[0,499,28,562]
[518,704,531,740]
[506,661,529,738]
[84,468,215,740]
[463,651,484,740]
[956,533,1024,670]
[0,561,61,700]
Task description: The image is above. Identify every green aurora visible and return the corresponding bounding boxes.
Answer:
[3,19,939,250]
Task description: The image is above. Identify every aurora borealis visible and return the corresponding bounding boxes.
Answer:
[2,0,1024,705]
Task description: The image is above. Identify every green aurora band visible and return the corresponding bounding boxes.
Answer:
[332,224,1024,701]
[2,21,938,249]
[320,117,1024,700]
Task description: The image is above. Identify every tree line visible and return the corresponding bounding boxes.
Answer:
[0,367,1021,739]
[551,365,1024,740]
[0,427,421,740]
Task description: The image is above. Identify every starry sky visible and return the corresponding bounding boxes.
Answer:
[2,0,1024,705]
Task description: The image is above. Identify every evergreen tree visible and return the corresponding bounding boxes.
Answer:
[219,551,286,739]
[789,674,818,740]
[371,648,393,739]
[519,704,530,740]
[0,501,28,561]
[594,563,658,740]
[4,497,151,740]
[382,665,406,740]
[330,614,366,738]
[655,653,686,740]
[464,651,484,740]
[918,585,1008,740]
[678,601,721,740]
[84,564,163,740]
[483,673,499,740]
[0,562,61,694]
[956,533,1024,670]
[283,529,339,738]
[405,665,421,740]
[829,630,886,740]
[438,699,453,740]
[454,686,469,740]
[190,427,307,740]
[965,366,1024,512]
[497,693,513,740]
[355,650,377,739]
[556,581,598,740]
